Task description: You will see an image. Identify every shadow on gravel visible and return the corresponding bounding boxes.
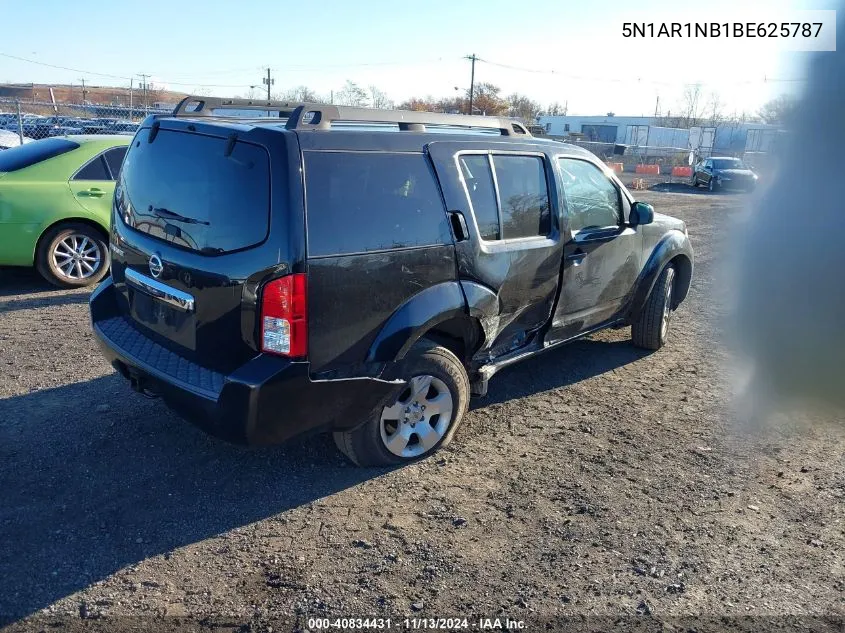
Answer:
[0,293,91,313]
[477,336,651,408]
[0,374,384,624]
[0,268,56,297]
[650,182,750,196]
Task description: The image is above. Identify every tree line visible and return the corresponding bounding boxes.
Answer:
[237,80,795,127]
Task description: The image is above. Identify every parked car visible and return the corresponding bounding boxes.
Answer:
[691,156,758,192]
[0,135,130,287]
[0,129,34,149]
[90,99,693,466]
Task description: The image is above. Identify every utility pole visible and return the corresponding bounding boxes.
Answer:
[654,95,660,118]
[138,74,151,114]
[262,67,274,101]
[129,78,133,120]
[464,54,477,115]
[79,78,87,104]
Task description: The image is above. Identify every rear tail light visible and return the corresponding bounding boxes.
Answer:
[260,273,307,357]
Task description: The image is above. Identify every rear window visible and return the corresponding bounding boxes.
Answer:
[0,138,79,172]
[304,151,450,257]
[117,128,270,254]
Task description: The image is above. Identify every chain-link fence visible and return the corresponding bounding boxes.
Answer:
[0,98,173,148]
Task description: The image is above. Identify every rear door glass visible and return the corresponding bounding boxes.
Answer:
[304,151,451,257]
[104,146,127,179]
[74,155,110,181]
[118,128,271,254]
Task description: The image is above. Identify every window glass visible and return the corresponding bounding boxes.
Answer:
[458,154,499,240]
[74,156,109,181]
[118,128,270,254]
[557,158,622,231]
[305,151,450,257]
[492,155,551,239]
[104,147,127,179]
[0,138,79,172]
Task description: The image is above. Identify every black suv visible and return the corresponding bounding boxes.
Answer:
[90,97,693,466]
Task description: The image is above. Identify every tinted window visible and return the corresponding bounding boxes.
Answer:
[118,128,270,254]
[305,152,450,257]
[492,155,551,239]
[459,154,499,240]
[104,146,127,179]
[558,158,622,231]
[0,138,79,172]
[74,156,109,180]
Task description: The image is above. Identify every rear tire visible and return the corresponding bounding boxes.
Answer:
[631,265,676,351]
[36,223,109,288]
[333,341,470,466]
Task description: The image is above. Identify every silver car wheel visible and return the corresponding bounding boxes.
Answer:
[661,268,675,340]
[379,374,454,458]
[52,234,102,280]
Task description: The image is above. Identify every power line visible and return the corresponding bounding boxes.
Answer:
[475,56,807,86]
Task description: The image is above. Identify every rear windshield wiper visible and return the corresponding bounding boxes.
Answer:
[151,206,210,225]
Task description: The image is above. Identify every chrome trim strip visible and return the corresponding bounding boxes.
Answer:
[125,268,195,313]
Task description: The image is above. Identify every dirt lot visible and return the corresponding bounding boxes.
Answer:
[1,185,843,631]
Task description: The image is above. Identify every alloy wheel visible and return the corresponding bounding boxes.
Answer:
[661,268,675,340]
[51,234,102,280]
[379,374,454,458]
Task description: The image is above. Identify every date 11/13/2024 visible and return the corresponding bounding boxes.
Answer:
[306,617,526,630]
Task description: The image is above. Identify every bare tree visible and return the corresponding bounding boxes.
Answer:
[336,80,368,107]
[758,95,798,125]
[507,93,543,123]
[276,85,320,102]
[545,101,566,116]
[368,85,393,109]
[680,84,704,128]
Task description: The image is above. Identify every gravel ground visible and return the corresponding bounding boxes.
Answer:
[1,185,843,631]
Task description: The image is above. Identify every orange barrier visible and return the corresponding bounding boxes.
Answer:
[606,162,624,174]
[635,164,660,175]
[672,166,692,177]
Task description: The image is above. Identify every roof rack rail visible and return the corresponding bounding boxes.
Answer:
[284,105,531,136]
[171,96,310,118]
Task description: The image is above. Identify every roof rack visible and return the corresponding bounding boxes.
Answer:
[285,105,531,136]
[171,96,307,118]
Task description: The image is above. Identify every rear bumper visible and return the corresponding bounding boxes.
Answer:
[89,278,403,446]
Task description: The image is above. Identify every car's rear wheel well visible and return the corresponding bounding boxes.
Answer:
[419,316,483,367]
[34,217,109,265]
[668,254,692,308]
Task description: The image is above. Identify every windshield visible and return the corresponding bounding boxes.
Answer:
[713,158,745,170]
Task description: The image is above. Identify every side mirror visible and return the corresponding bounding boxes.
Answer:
[630,201,654,226]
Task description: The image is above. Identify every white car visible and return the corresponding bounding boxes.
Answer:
[0,129,33,150]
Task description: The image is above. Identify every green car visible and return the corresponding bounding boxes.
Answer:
[0,135,130,287]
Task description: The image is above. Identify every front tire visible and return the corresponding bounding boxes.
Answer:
[333,341,470,466]
[36,223,109,288]
[708,177,718,193]
[631,265,676,351]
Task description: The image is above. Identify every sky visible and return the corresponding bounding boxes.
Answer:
[0,0,836,116]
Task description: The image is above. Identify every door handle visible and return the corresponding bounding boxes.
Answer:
[448,211,470,242]
[84,188,105,197]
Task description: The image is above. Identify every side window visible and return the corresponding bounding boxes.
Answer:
[304,151,451,257]
[104,147,127,180]
[74,155,110,181]
[458,155,499,240]
[557,158,622,232]
[491,155,551,239]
